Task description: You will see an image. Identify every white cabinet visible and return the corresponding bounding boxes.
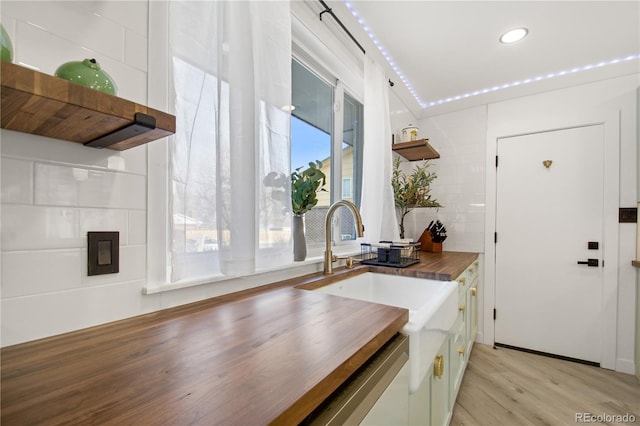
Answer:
[451,259,479,406]
[430,337,450,426]
[409,332,447,426]
[449,297,466,403]
[410,259,479,426]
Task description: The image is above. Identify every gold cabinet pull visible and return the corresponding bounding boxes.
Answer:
[459,305,466,312]
[433,355,445,378]
[471,287,477,297]
[468,266,476,273]
[458,277,466,285]
[458,346,465,356]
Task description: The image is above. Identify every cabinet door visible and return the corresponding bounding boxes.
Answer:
[466,280,478,353]
[449,304,466,404]
[430,337,450,426]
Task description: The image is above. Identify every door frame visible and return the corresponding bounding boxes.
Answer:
[484,108,620,370]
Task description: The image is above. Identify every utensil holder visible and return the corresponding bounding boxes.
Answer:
[418,229,443,253]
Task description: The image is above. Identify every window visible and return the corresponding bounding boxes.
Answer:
[291,58,363,249]
[145,3,365,292]
[342,177,352,199]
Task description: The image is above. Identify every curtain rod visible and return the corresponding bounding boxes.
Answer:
[318,0,366,55]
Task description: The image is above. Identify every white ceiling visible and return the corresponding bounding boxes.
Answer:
[323,1,640,117]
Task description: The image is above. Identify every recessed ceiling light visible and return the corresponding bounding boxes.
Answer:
[500,28,528,44]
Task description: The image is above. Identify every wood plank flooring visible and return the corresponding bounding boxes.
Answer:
[451,344,640,426]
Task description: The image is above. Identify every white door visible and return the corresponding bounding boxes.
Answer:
[495,125,604,364]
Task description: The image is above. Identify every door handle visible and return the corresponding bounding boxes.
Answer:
[577,259,599,267]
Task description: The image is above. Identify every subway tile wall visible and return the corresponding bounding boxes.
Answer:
[1,1,153,346]
[402,106,487,253]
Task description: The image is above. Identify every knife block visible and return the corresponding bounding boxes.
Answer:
[418,229,443,253]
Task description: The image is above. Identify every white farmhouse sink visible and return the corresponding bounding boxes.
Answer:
[313,272,457,393]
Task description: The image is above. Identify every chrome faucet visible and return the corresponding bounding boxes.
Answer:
[324,200,364,274]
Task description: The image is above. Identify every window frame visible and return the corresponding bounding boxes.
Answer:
[290,55,364,256]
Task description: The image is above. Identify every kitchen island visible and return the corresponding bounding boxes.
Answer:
[1,251,477,425]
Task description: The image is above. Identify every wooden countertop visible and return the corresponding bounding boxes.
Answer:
[1,251,477,425]
[372,251,479,281]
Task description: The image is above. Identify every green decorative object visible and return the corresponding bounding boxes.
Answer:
[1,24,13,62]
[291,161,326,261]
[291,161,327,216]
[54,58,118,96]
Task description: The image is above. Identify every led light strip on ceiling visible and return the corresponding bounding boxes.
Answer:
[343,0,426,107]
[426,53,640,108]
[343,0,640,109]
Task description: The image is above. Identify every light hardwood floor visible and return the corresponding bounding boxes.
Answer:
[451,344,640,426]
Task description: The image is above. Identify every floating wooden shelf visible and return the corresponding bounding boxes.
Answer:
[392,138,440,161]
[1,62,175,151]
[632,260,640,268]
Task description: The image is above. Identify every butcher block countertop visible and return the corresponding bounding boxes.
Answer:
[371,251,479,281]
[1,251,477,425]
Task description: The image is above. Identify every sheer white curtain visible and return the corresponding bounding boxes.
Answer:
[169,1,292,282]
[360,55,399,243]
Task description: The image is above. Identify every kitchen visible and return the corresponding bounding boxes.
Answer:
[1,1,638,424]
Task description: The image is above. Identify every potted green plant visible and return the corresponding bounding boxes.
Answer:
[391,155,441,239]
[291,161,327,260]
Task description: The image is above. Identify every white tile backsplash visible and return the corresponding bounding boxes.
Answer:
[125,28,148,72]
[3,1,126,62]
[77,1,149,37]
[81,245,146,287]
[81,280,157,329]
[0,1,155,347]
[35,163,146,209]
[408,105,487,253]
[1,289,87,346]
[1,157,33,204]
[1,249,83,298]
[79,208,129,245]
[2,205,79,251]
[1,130,147,176]
[128,210,147,245]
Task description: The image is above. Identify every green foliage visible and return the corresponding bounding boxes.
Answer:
[392,156,441,237]
[291,161,327,216]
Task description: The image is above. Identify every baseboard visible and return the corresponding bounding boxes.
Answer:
[615,358,636,375]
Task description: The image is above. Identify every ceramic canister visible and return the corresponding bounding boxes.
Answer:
[401,124,419,142]
[1,24,13,62]
[54,58,118,96]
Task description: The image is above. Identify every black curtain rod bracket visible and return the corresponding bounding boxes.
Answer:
[319,6,332,21]
[318,0,366,55]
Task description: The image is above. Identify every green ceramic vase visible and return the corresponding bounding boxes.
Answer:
[54,58,118,96]
[1,24,13,62]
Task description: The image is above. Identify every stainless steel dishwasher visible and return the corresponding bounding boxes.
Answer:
[303,333,410,426]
